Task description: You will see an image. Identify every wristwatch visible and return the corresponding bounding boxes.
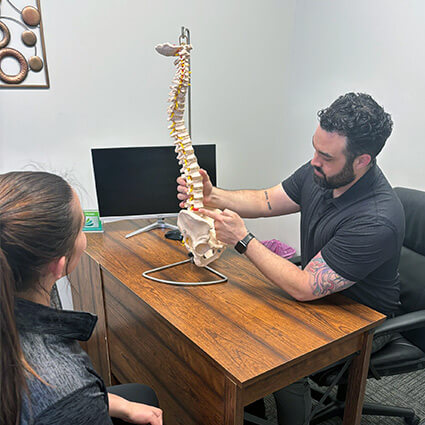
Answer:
[235,232,255,254]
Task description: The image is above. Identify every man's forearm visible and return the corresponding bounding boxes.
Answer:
[208,184,300,218]
[209,187,267,218]
[244,239,314,300]
[244,240,355,301]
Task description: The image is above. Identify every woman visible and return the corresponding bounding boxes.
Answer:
[0,171,162,425]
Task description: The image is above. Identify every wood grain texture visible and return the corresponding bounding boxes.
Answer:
[77,218,385,425]
[103,269,225,425]
[225,378,243,425]
[343,331,374,425]
[69,252,111,385]
[242,333,362,406]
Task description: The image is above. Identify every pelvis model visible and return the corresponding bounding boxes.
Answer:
[155,41,225,267]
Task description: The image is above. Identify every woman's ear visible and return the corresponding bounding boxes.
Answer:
[47,256,67,280]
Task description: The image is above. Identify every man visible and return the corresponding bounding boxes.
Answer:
[177,92,405,424]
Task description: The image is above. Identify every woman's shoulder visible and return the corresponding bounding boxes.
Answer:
[20,333,107,420]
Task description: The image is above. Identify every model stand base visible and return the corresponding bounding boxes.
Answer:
[143,257,228,286]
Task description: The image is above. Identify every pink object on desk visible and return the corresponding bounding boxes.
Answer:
[261,239,296,259]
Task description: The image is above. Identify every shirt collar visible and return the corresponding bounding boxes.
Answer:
[329,163,379,209]
[15,297,97,341]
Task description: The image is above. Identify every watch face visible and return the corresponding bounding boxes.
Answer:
[235,233,254,254]
[235,240,247,254]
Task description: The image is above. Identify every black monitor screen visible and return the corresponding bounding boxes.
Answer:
[91,145,216,217]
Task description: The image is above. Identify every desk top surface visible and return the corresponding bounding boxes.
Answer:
[86,218,385,385]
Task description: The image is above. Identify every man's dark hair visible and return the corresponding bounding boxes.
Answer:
[318,92,393,161]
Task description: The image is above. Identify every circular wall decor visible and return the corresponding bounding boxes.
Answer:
[21,6,41,27]
[0,21,11,48]
[22,30,37,46]
[0,48,29,84]
[29,55,43,71]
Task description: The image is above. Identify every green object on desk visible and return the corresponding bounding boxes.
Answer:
[83,210,103,232]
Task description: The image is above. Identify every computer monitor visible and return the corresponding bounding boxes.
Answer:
[91,145,216,232]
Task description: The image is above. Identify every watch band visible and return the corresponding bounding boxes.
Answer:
[235,232,255,254]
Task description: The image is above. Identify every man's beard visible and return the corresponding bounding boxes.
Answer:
[313,158,356,189]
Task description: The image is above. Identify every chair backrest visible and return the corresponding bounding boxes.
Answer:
[394,187,425,350]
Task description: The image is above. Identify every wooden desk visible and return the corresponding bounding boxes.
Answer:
[71,218,385,425]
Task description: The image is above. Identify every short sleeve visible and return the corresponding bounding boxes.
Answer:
[281,162,311,205]
[321,218,398,282]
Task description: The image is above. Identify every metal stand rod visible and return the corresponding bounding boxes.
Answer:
[143,257,228,286]
[128,28,189,241]
[125,217,178,239]
[179,26,191,138]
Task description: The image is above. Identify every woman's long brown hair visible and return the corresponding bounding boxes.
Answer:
[0,172,81,425]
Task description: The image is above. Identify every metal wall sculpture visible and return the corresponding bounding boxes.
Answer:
[0,0,49,88]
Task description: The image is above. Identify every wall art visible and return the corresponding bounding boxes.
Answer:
[0,0,49,88]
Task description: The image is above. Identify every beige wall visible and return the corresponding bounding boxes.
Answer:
[1,0,424,256]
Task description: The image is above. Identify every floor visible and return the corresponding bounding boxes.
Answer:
[263,370,425,424]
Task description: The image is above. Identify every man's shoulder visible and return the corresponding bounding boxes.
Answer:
[339,201,403,240]
[370,166,405,230]
[329,168,404,246]
[294,161,313,178]
[282,162,317,203]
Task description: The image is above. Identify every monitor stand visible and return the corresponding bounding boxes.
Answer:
[125,217,178,239]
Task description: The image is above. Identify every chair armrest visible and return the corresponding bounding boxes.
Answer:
[288,255,302,266]
[374,310,425,337]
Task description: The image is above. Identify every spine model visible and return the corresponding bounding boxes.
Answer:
[156,41,225,267]
[157,42,202,210]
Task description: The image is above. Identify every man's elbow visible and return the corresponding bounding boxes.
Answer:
[292,291,317,302]
[289,273,318,302]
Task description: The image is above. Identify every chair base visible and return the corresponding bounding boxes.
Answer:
[310,387,420,425]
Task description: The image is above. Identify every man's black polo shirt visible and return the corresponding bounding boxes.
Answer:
[282,162,405,315]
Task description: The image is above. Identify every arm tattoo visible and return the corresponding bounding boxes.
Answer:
[264,190,272,211]
[305,254,355,298]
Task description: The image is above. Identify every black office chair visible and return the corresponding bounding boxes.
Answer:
[310,187,425,425]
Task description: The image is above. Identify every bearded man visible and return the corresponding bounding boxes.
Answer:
[177,92,405,425]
